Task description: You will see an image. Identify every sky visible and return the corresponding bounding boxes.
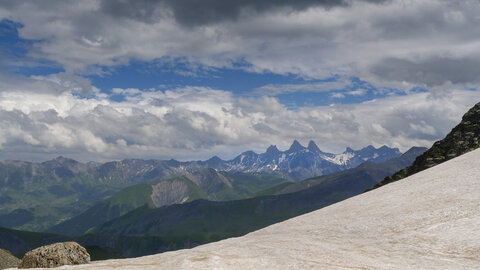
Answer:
[0,0,479,162]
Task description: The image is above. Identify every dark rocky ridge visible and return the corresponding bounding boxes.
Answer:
[370,102,480,190]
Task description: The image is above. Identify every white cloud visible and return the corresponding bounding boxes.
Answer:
[0,0,480,161]
[254,79,352,95]
[347,89,367,96]
[1,0,480,91]
[331,93,345,99]
[0,84,478,161]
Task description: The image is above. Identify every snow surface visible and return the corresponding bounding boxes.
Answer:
[11,149,480,269]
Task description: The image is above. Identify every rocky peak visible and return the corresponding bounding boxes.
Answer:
[360,145,375,152]
[266,145,280,154]
[307,140,321,153]
[344,147,355,153]
[288,140,306,152]
[205,156,225,167]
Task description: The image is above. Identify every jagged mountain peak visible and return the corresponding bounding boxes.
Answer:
[307,140,321,153]
[345,147,355,153]
[225,140,403,180]
[242,150,257,155]
[205,156,225,168]
[288,140,306,152]
[207,155,222,161]
[361,145,375,151]
[266,145,280,154]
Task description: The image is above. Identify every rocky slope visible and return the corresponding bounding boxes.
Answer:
[371,101,480,190]
[26,147,480,270]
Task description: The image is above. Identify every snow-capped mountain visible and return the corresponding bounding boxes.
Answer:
[222,140,401,181]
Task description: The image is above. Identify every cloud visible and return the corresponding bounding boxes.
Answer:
[254,79,352,95]
[99,0,384,27]
[30,72,95,95]
[0,85,478,161]
[1,0,480,162]
[331,92,345,99]
[371,56,480,87]
[346,89,367,96]
[0,72,96,96]
[0,0,479,92]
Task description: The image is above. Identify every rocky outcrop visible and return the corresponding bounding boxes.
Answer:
[150,180,190,207]
[0,248,20,269]
[18,242,90,268]
[370,101,480,190]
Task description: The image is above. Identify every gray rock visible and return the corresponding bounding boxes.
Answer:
[0,248,20,269]
[18,242,90,268]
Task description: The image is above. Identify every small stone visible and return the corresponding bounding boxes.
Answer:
[18,242,90,268]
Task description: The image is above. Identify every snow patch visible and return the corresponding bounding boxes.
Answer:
[321,152,355,165]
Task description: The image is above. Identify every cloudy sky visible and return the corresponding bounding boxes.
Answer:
[0,0,479,162]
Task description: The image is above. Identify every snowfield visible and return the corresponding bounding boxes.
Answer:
[11,149,480,269]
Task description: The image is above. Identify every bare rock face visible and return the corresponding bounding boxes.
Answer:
[150,179,190,207]
[18,242,90,268]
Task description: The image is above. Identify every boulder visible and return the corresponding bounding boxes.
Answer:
[0,248,21,269]
[18,242,90,268]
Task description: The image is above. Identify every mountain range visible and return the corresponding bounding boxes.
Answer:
[0,146,423,258]
[0,141,400,231]
[214,140,402,180]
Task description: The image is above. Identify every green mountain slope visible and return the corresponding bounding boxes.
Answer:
[0,158,120,232]
[370,101,480,190]
[0,154,287,232]
[91,148,424,244]
[46,184,156,236]
[48,170,288,236]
